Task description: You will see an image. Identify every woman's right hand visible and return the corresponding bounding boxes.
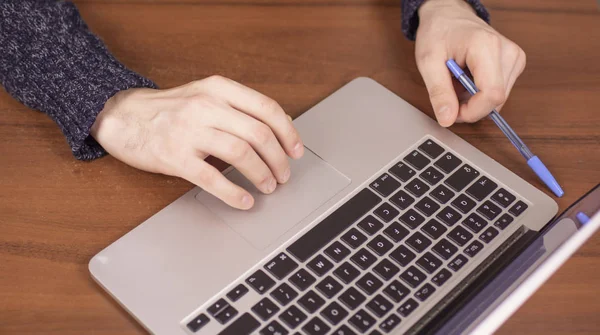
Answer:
[90,75,304,210]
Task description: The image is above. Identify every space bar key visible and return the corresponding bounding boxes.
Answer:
[218,313,260,335]
[287,188,381,262]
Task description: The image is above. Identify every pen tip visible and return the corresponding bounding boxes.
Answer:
[527,156,564,198]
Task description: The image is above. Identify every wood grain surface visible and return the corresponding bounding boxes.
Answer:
[1,1,599,334]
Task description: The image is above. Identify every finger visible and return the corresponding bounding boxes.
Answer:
[201,104,291,184]
[196,76,304,159]
[496,49,526,111]
[196,128,278,195]
[179,158,254,210]
[416,52,460,127]
[458,38,505,123]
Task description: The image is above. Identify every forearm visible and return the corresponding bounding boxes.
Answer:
[0,0,156,160]
[401,0,490,40]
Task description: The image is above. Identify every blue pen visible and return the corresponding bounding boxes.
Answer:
[446,59,564,198]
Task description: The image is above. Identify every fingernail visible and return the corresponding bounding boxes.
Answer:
[264,177,276,193]
[437,106,452,126]
[241,194,253,208]
[293,142,304,158]
[282,167,291,183]
[287,114,293,122]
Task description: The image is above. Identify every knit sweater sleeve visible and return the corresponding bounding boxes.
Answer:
[0,0,157,160]
[401,0,491,40]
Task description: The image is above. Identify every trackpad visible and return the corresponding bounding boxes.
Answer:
[195,149,351,250]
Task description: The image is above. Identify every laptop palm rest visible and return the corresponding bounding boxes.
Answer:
[195,148,351,250]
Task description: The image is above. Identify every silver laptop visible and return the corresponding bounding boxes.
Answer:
[89,78,598,335]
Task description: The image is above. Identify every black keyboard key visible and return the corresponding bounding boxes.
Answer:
[349,309,376,333]
[302,317,331,335]
[320,301,349,326]
[187,313,210,332]
[298,290,325,313]
[491,188,516,208]
[357,215,384,236]
[418,139,445,159]
[404,150,430,170]
[466,176,497,201]
[448,254,469,272]
[334,325,357,335]
[464,240,484,257]
[509,200,528,217]
[271,283,298,306]
[383,280,410,303]
[383,221,410,243]
[416,252,443,274]
[265,253,298,280]
[252,298,279,321]
[351,248,377,270]
[260,320,288,335]
[414,196,441,217]
[342,228,368,249]
[389,245,416,267]
[373,259,400,281]
[247,270,276,294]
[279,305,307,329]
[389,162,415,182]
[462,213,488,233]
[414,283,436,302]
[405,178,430,197]
[215,306,240,324]
[400,266,426,288]
[480,227,499,243]
[420,166,444,186]
[289,269,316,291]
[437,206,462,226]
[218,313,260,335]
[405,231,432,253]
[389,190,415,210]
[379,314,402,333]
[397,298,419,317]
[287,188,381,262]
[434,152,462,173]
[366,294,394,318]
[494,213,514,230]
[308,254,334,277]
[367,235,394,256]
[421,219,447,240]
[339,287,366,310]
[374,202,400,223]
[369,329,382,335]
[334,262,361,284]
[320,302,350,327]
[324,241,351,263]
[356,273,383,295]
[447,226,474,246]
[208,298,229,317]
[430,184,455,204]
[445,164,479,192]
[431,268,452,287]
[432,238,458,260]
[370,173,401,197]
[399,209,425,229]
[451,194,477,214]
[477,200,502,220]
[227,284,249,302]
[316,276,343,299]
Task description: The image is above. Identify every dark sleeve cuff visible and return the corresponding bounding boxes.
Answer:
[0,0,157,161]
[401,0,491,41]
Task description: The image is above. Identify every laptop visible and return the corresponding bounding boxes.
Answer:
[89,78,599,335]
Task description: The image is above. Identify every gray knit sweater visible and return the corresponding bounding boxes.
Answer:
[0,0,489,161]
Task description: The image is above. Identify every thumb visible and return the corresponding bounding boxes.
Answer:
[417,55,460,127]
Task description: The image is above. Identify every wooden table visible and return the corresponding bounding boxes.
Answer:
[1,1,599,334]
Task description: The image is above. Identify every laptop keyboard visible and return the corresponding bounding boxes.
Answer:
[185,138,529,335]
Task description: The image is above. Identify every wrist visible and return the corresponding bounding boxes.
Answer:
[419,0,476,19]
